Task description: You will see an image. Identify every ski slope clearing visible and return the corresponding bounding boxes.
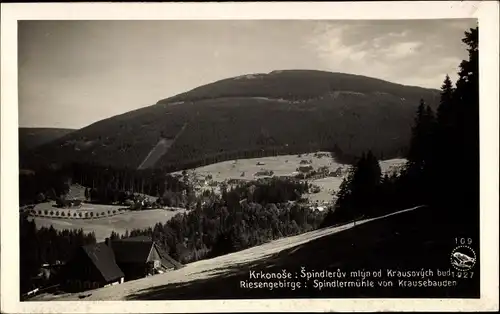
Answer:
[48,205,472,301]
[138,123,189,170]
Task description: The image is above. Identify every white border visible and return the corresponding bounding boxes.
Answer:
[1,1,498,313]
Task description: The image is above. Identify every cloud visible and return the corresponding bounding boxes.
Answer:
[304,20,473,89]
[307,24,368,64]
[384,41,423,59]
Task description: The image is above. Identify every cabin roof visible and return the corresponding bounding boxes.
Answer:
[113,236,184,269]
[78,236,183,281]
[154,243,184,270]
[111,238,155,263]
[119,235,152,242]
[81,243,124,282]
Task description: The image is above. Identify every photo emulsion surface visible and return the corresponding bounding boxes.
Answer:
[17,19,480,301]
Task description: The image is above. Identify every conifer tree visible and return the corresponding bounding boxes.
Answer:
[408,99,436,169]
[403,26,479,222]
[322,150,381,226]
[439,26,479,216]
[437,75,455,127]
[423,105,437,169]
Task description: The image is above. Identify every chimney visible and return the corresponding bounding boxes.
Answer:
[105,237,111,249]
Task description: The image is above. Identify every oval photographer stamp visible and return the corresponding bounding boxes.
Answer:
[450,245,476,271]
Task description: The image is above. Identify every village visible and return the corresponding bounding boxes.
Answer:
[173,152,404,212]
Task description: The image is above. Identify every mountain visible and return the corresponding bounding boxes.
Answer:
[22,70,440,171]
[19,127,75,152]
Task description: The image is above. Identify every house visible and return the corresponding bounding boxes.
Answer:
[331,166,344,177]
[297,165,313,173]
[110,236,182,281]
[55,198,83,208]
[61,236,183,292]
[61,242,124,292]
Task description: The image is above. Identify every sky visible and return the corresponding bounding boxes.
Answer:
[18,19,477,129]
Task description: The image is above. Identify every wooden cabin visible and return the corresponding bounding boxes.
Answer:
[61,236,183,292]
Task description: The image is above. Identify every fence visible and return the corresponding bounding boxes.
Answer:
[22,284,60,300]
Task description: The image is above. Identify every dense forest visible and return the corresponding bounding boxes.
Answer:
[115,177,324,264]
[20,217,96,295]
[322,27,479,232]
[19,128,74,153]
[19,162,189,206]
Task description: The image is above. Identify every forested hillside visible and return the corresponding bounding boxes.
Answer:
[22,71,439,172]
[19,127,74,152]
[114,177,325,264]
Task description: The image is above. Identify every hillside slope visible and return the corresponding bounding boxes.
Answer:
[23,70,439,171]
[161,70,436,104]
[49,205,478,301]
[19,127,74,152]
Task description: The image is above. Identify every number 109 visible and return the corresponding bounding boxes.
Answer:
[455,237,473,245]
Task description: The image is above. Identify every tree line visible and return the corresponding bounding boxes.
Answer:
[322,27,479,230]
[19,162,188,206]
[20,216,96,295]
[116,177,324,264]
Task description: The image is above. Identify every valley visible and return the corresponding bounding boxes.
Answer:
[22,153,406,243]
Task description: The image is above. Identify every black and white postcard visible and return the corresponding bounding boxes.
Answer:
[1,2,498,313]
